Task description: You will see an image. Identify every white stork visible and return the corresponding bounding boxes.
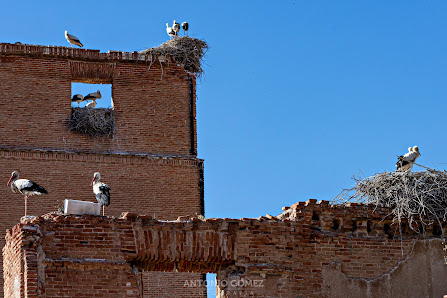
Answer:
[84,90,101,101]
[7,171,48,217]
[182,22,189,36]
[166,23,175,39]
[396,146,421,172]
[65,31,83,48]
[172,20,181,37]
[86,100,96,109]
[91,172,111,216]
[71,94,84,107]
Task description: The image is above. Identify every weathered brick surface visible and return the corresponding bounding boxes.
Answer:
[4,202,447,297]
[0,43,197,155]
[0,43,203,297]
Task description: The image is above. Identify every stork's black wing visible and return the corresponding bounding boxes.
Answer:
[95,184,111,207]
[21,181,48,194]
[396,156,410,169]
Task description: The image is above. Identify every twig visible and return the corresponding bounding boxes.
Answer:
[334,170,447,237]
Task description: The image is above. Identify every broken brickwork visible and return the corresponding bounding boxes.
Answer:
[4,200,447,297]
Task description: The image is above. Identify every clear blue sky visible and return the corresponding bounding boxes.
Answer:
[3,1,447,296]
[2,1,447,219]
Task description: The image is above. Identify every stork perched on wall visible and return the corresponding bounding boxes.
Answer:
[166,23,175,39]
[396,146,421,172]
[7,171,48,217]
[172,20,181,37]
[91,172,110,216]
[71,94,84,107]
[65,31,83,48]
[182,22,189,36]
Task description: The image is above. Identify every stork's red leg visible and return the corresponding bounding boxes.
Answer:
[102,206,105,216]
[24,196,28,217]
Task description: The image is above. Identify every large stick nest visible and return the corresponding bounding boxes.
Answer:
[140,37,209,76]
[334,171,447,234]
[69,108,115,137]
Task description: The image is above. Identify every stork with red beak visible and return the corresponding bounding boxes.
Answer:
[91,172,111,216]
[7,171,48,216]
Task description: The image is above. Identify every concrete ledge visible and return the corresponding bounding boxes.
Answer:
[64,199,100,216]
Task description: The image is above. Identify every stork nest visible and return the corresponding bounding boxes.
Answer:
[334,170,447,234]
[69,108,115,137]
[140,37,209,76]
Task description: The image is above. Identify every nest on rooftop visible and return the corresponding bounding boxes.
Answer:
[334,170,447,235]
[140,37,209,77]
[69,108,115,137]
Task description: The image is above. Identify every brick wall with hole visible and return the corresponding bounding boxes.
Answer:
[0,43,203,297]
[0,43,197,156]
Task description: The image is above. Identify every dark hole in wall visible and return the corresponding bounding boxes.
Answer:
[351,220,358,232]
[401,223,407,234]
[333,219,341,231]
[312,211,320,221]
[367,220,372,233]
[432,224,443,236]
[384,223,393,239]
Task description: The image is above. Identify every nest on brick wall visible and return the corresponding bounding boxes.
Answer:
[334,170,447,235]
[139,37,209,77]
[69,108,115,137]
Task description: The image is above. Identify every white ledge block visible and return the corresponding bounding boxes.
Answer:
[64,199,101,216]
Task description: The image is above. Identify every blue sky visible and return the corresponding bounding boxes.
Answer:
[3,0,447,218]
[3,1,447,296]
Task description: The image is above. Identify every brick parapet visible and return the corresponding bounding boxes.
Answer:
[0,43,177,65]
[283,199,438,238]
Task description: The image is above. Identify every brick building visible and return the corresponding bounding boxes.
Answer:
[0,42,205,296]
[4,200,447,297]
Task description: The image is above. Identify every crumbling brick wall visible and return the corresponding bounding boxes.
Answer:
[4,202,447,297]
[0,43,203,297]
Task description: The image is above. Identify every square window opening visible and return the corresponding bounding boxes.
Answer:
[71,82,113,109]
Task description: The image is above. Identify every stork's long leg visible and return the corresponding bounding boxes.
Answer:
[102,206,105,216]
[24,195,28,217]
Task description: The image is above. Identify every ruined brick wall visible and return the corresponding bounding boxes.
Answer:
[4,203,447,297]
[0,43,203,297]
[3,214,208,298]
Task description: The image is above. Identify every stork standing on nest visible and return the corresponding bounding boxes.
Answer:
[91,172,110,216]
[84,91,101,108]
[7,171,48,217]
[84,90,101,101]
[172,20,181,37]
[396,146,421,172]
[166,23,175,39]
[65,31,83,48]
[182,22,189,36]
[72,94,84,107]
[86,100,97,109]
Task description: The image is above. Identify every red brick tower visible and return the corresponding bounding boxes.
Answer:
[0,43,205,296]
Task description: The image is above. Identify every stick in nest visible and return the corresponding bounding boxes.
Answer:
[334,169,447,236]
[140,37,209,77]
[69,108,115,137]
